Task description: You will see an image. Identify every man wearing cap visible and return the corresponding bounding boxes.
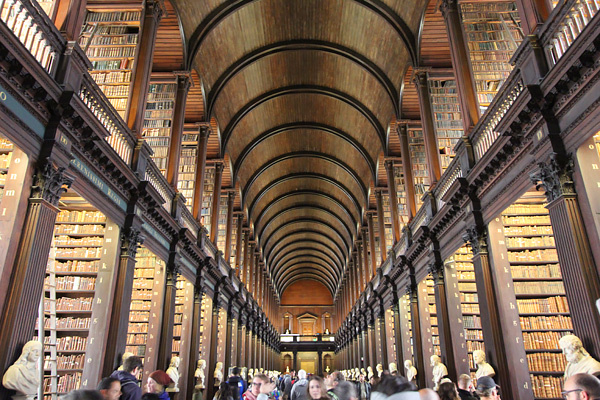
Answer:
[562,373,600,400]
[476,376,500,400]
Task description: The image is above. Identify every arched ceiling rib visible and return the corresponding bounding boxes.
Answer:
[172,0,429,297]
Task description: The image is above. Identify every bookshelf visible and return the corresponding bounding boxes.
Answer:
[426,276,441,357]
[460,1,523,114]
[428,78,464,171]
[385,308,397,364]
[230,214,238,267]
[393,164,409,229]
[172,277,193,362]
[142,76,177,176]
[38,205,108,399]
[399,293,414,364]
[408,127,430,209]
[381,194,394,253]
[177,128,199,210]
[373,213,382,264]
[199,295,211,361]
[449,245,483,377]
[200,167,215,234]
[217,307,227,364]
[79,10,141,120]
[501,193,572,399]
[216,195,228,252]
[126,246,166,377]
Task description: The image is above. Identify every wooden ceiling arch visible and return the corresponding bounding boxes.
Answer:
[276,264,338,294]
[269,242,344,273]
[280,274,336,297]
[265,231,347,270]
[272,252,342,281]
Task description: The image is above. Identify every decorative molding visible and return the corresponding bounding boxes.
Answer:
[31,161,73,205]
[462,226,487,256]
[530,153,575,202]
[120,227,145,258]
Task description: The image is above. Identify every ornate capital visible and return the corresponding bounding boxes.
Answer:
[428,263,444,285]
[384,159,394,171]
[462,226,487,256]
[439,0,459,17]
[214,161,225,174]
[121,227,145,258]
[198,123,211,138]
[174,71,192,92]
[412,69,428,88]
[167,261,181,284]
[146,0,166,23]
[530,153,575,202]
[32,162,73,205]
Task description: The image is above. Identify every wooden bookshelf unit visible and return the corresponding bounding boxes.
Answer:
[408,127,430,209]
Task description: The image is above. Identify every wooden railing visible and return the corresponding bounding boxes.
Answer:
[0,0,62,75]
[543,0,599,66]
[181,206,199,238]
[144,161,173,212]
[434,157,463,211]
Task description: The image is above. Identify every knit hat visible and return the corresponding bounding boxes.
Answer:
[149,370,172,387]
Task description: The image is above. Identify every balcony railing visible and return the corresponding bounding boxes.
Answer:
[280,334,335,343]
[145,160,173,212]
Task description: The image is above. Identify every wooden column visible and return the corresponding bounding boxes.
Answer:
[166,72,191,187]
[157,262,179,370]
[391,300,404,364]
[465,223,533,400]
[192,125,210,220]
[515,0,552,35]
[237,318,244,367]
[367,212,377,274]
[248,242,256,294]
[187,273,204,398]
[126,0,164,135]
[206,295,222,400]
[413,70,442,185]
[357,243,365,291]
[224,191,235,261]
[412,280,432,389]
[375,189,387,263]
[54,0,87,40]
[532,156,600,356]
[245,320,252,368]
[0,163,72,381]
[397,124,417,218]
[429,262,469,382]
[235,214,244,278]
[210,162,224,244]
[242,229,250,284]
[398,294,414,368]
[360,323,368,368]
[225,310,233,372]
[377,302,388,367]
[369,317,377,368]
[440,0,480,133]
[384,160,401,243]
[102,226,145,377]
[362,227,372,278]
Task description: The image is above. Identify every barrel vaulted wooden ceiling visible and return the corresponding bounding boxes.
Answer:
[161,0,450,302]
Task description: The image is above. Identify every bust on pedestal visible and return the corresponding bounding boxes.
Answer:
[404,360,417,383]
[559,335,600,378]
[214,362,223,387]
[473,350,495,380]
[430,355,448,390]
[2,341,43,400]
[366,366,373,380]
[166,356,180,392]
[389,363,398,376]
[376,364,383,378]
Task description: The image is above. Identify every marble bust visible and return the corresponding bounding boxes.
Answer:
[560,334,600,378]
[389,363,398,375]
[166,356,181,392]
[473,350,495,379]
[404,360,417,383]
[354,368,360,380]
[195,359,206,389]
[430,355,448,390]
[2,341,43,400]
[376,364,383,378]
[214,362,224,386]
[366,366,373,380]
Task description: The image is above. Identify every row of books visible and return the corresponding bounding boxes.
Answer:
[133,280,153,289]
[54,236,103,246]
[86,35,137,46]
[508,249,558,262]
[520,315,573,331]
[461,304,480,313]
[85,46,135,59]
[504,225,553,236]
[142,127,172,137]
[90,59,134,71]
[523,330,570,350]
[134,268,154,278]
[517,297,569,314]
[467,340,485,352]
[93,71,132,84]
[131,290,152,301]
[506,236,556,248]
[84,11,141,23]
[503,215,551,225]
[128,322,148,333]
[513,281,565,295]
[126,333,147,345]
[56,336,87,351]
[144,110,173,119]
[55,248,102,259]
[54,260,99,273]
[461,293,479,303]
[465,329,484,340]
[143,119,172,128]
[527,352,567,372]
[531,374,564,398]
[53,297,93,311]
[57,211,106,223]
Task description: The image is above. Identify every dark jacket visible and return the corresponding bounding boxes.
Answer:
[355,382,371,400]
[458,388,477,400]
[228,376,246,400]
[283,376,293,397]
[290,378,308,400]
[110,370,141,400]
[158,391,170,400]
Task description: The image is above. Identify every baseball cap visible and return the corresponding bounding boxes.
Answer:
[476,376,499,392]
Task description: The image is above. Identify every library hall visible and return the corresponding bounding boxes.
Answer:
[0,1,600,400]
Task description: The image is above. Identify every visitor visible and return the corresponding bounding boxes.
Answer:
[244,373,270,400]
[418,389,440,400]
[325,371,345,400]
[110,356,143,400]
[356,374,370,400]
[229,367,247,400]
[307,376,329,400]
[474,376,499,400]
[283,373,293,400]
[369,375,418,400]
[146,370,172,400]
[437,382,460,400]
[456,375,476,400]
[215,383,234,400]
[291,370,309,400]
[97,377,122,400]
[562,373,600,400]
[333,381,358,400]
[60,390,104,400]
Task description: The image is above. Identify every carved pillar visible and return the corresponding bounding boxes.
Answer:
[378,301,388,367]
[102,226,145,376]
[531,155,600,356]
[126,0,164,134]
[225,308,234,372]
[384,160,401,243]
[157,259,180,370]
[235,214,244,278]
[367,212,378,274]
[411,280,431,389]
[369,314,377,369]
[391,299,404,365]
[192,125,210,220]
[515,0,552,35]
[397,124,417,218]
[224,191,236,261]
[210,162,224,245]
[187,271,205,398]
[440,0,480,132]
[0,163,72,376]
[360,322,368,368]
[206,293,222,400]
[362,227,372,279]
[375,189,387,263]
[413,70,442,185]
[166,72,192,187]
[245,320,252,368]
[465,224,533,400]
[318,350,323,376]
[237,317,244,367]
[293,350,298,371]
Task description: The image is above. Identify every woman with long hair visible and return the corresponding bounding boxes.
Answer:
[215,382,234,400]
[437,382,460,400]
[307,376,329,400]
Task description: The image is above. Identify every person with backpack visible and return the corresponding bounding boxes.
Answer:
[228,367,247,400]
[290,370,308,400]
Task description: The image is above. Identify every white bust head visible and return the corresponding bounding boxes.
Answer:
[405,360,413,369]
[560,335,588,363]
[367,366,373,373]
[430,355,440,367]
[473,350,486,365]
[170,356,180,369]
[389,363,397,373]
[199,359,206,369]
[216,362,223,371]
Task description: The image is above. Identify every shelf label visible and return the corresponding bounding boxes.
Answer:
[0,84,45,137]
[70,156,127,211]
[141,222,170,250]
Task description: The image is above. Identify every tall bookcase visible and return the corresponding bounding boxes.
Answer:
[428,78,464,171]
[126,246,166,379]
[426,277,441,357]
[385,308,397,364]
[199,294,211,362]
[393,164,409,229]
[172,276,193,366]
[449,245,483,378]
[460,1,523,113]
[142,75,177,176]
[177,126,199,210]
[408,127,430,209]
[79,9,141,119]
[399,293,414,364]
[500,192,572,399]
[381,194,394,254]
[201,167,215,234]
[38,204,110,399]
[216,195,228,252]
[230,214,238,267]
